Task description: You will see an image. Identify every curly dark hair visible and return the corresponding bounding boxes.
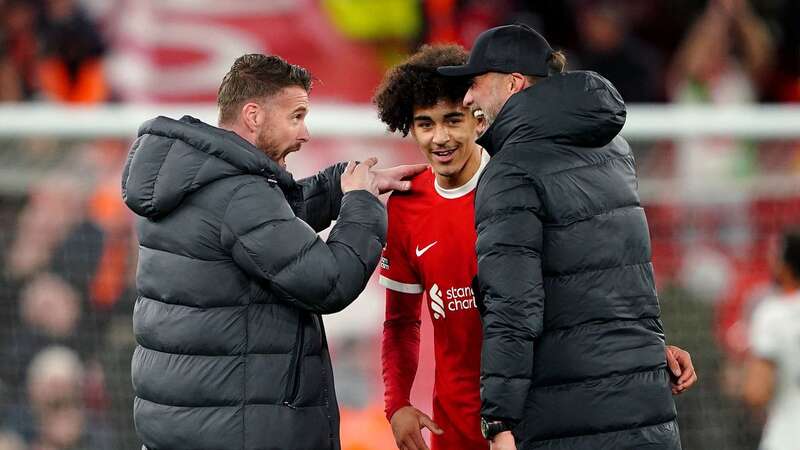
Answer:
[373,44,472,137]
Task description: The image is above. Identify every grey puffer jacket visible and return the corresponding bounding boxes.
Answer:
[474,72,680,450]
[122,116,387,450]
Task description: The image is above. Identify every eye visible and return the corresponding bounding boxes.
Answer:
[448,118,463,125]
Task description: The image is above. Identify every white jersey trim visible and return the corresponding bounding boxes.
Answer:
[434,148,490,199]
[379,275,424,294]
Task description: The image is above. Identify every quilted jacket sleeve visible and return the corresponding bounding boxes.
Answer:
[222,178,387,314]
[295,163,347,232]
[474,158,545,422]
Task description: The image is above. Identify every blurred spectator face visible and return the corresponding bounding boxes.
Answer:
[27,347,85,450]
[3,1,35,34]
[254,86,311,169]
[20,273,80,338]
[7,177,88,278]
[26,178,86,234]
[577,5,624,53]
[0,432,26,450]
[690,17,730,84]
[46,0,76,22]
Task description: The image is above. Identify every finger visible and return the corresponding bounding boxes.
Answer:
[402,435,422,450]
[665,348,681,377]
[386,179,412,192]
[679,366,697,387]
[398,436,415,450]
[419,415,443,435]
[362,157,379,168]
[344,160,356,175]
[397,163,428,177]
[409,431,429,450]
[676,352,693,384]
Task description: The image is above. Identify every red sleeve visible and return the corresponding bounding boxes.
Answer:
[381,288,423,422]
[379,195,423,294]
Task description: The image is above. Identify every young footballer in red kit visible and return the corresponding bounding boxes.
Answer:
[373,45,697,450]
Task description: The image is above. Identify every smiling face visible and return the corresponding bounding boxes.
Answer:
[410,99,484,188]
[463,72,512,128]
[254,86,310,168]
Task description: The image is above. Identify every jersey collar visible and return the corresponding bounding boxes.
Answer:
[434,148,490,199]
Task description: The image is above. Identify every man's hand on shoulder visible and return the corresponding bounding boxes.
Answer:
[341,158,380,196]
[373,163,428,194]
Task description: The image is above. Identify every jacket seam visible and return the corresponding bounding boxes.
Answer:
[137,291,250,309]
[527,418,676,444]
[219,178,271,249]
[137,343,312,357]
[136,395,327,409]
[242,288,248,450]
[542,310,660,333]
[138,243,231,262]
[544,260,651,279]
[542,204,641,229]
[539,154,631,179]
[530,366,667,391]
[230,232,274,279]
[150,139,178,214]
[188,153,212,190]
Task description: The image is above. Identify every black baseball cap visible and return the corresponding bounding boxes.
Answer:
[437,24,554,78]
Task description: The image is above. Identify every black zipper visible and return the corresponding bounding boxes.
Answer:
[283,314,305,408]
[316,314,335,439]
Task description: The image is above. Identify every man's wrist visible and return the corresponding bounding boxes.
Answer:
[481,417,514,440]
[491,430,514,443]
[385,401,412,422]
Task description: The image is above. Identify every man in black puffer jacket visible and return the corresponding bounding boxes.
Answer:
[122,54,423,450]
[439,25,687,449]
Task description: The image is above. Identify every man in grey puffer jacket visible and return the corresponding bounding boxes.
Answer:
[122,54,423,450]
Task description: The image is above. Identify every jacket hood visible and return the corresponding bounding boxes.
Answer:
[122,115,295,218]
[476,71,626,155]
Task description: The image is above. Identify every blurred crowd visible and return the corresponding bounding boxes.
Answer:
[0,0,107,103]
[1,0,799,104]
[0,1,799,450]
[0,139,137,450]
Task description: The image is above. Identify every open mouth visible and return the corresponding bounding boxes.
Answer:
[431,148,457,163]
[279,145,302,168]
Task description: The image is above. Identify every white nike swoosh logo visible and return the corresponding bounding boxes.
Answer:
[415,241,438,257]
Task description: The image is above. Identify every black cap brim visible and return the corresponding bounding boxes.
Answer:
[437,64,487,77]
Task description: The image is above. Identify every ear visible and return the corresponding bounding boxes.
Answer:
[509,73,528,94]
[241,102,262,133]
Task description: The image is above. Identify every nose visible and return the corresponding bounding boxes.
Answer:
[463,88,475,108]
[298,122,310,143]
[432,124,449,146]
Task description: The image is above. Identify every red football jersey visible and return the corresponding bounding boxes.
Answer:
[380,150,489,450]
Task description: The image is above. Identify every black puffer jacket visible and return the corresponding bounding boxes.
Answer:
[474,72,680,449]
[121,116,387,450]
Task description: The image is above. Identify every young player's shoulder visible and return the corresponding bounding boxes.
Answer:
[387,166,436,209]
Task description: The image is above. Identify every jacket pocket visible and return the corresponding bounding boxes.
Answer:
[283,314,305,408]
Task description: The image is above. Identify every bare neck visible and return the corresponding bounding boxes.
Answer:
[219,121,256,147]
